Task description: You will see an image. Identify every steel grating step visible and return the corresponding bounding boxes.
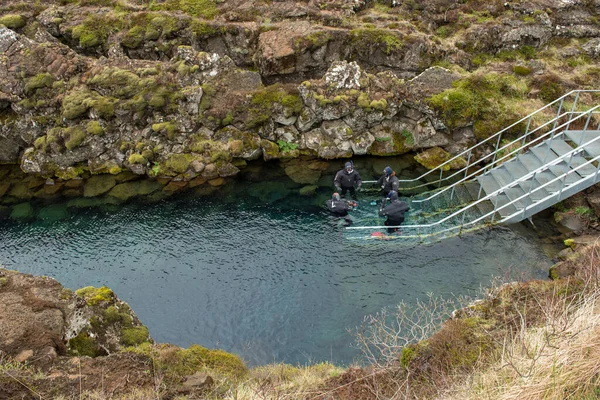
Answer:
[565,130,600,158]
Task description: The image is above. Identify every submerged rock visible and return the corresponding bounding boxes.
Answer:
[83,175,117,197]
[9,202,34,220]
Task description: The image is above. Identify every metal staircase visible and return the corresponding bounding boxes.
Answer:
[347,90,600,241]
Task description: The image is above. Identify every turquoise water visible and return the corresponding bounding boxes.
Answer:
[0,179,552,366]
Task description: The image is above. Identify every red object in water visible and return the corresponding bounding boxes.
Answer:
[371,231,384,237]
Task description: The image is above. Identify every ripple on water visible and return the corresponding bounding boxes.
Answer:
[0,196,551,366]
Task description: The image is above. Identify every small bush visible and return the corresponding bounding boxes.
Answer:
[63,126,86,151]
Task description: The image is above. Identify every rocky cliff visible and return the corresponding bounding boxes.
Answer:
[1,0,600,188]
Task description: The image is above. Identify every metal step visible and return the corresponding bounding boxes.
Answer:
[491,193,519,217]
[530,144,559,164]
[477,174,501,196]
[565,130,600,157]
[547,138,576,157]
[518,153,544,172]
[518,180,550,202]
[533,170,562,192]
[503,159,530,180]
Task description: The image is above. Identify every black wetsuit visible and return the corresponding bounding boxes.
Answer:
[377,174,399,197]
[379,197,409,233]
[334,169,362,199]
[326,199,353,225]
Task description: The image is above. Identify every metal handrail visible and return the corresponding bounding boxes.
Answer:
[394,90,600,189]
[347,106,600,231]
[411,110,600,204]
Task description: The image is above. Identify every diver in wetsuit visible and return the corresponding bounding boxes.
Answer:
[334,162,362,200]
[378,190,409,233]
[326,192,354,226]
[376,166,399,198]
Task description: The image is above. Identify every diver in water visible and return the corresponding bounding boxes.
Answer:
[377,166,399,198]
[334,161,362,199]
[379,190,409,233]
[326,192,355,226]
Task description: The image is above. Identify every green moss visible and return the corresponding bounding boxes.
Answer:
[369,98,388,111]
[76,286,114,306]
[350,28,403,55]
[0,277,8,287]
[564,238,576,249]
[247,84,302,128]
[68,331,102,357]
[0,14,26,29]
[63,126,86,151]
[152,121,178,139]
[121,326,150,346]
[191,21,219,37]
[549,266,560,280]
[71,14,123,48]
[164,153,194,174]
[512,65,532,76]
[174,344,247,378]
[357,92,371,109]
[86,121,104,136]
[128,153,147,165]
[156,0,219,19]
[24,73,54,94]
[428,72,528,137]
[294,31,332,49]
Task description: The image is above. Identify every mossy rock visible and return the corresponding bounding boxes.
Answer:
[83,175,117,197]
[107,180,163,201]
[76,286,114,306]
[9,202,34,220]
[284,164,321,184]
[414,147,466,171]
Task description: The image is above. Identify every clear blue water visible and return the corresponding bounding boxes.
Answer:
[0,180,552,367]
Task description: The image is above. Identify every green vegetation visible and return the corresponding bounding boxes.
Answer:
[0,14,25,29]
[128,153,147,165]
[429,72,528,138]
[70,13,123,48]
[294,31,332,49]
[152,121,178,139]
[24,73,54,94]
[63,126,86,151]
[153,0,219,19]
[277,140,298,153]
[164,153,194,174]
[122,13,180,49]
[68,331,102,357]
[512,65,532,76]
[247,85,302,128]
[76,286,114,306]
[85,121,104,136]
[401,129,414,146]
[121,326,150,346]
[350,28,403,55]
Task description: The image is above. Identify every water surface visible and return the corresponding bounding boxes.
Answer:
[0,182,552,366]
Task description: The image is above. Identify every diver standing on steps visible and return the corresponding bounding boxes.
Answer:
[334,161,362,200]
[376,166,399,198]
[379,190,409,233]
[326,192,355,226]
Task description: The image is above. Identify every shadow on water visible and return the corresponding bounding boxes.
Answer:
[0,168,554,367]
